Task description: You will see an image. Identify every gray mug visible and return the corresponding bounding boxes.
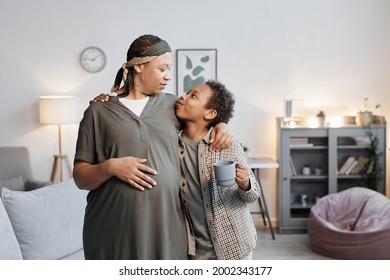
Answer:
[213,160,236,187]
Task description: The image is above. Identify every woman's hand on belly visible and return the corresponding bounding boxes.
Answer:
[109,156,158,191]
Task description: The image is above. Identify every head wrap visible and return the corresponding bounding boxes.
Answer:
[112,40,171,93]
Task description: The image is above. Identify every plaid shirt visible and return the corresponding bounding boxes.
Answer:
[178,128,260,260]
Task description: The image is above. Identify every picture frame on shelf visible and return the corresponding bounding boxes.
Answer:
[176,49,217,96]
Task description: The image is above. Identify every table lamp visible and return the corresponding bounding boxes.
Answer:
[39,95,76,183]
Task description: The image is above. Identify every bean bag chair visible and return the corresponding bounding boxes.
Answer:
[308,187,390,259]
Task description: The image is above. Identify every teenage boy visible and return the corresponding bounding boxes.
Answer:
[175,80,260,260]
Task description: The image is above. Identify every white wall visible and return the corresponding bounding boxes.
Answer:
[1,0,390,225]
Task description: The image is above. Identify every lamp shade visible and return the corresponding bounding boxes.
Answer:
[39,95,76,124]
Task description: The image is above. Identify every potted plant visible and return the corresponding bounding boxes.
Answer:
[363,131,383,191]
[316,111,325,127]
[356,98,381,126]
[314,166,322,176]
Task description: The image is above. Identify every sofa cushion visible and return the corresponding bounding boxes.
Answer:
[0,199,23,259]
[0,175,25,194]
[1,179,87,260]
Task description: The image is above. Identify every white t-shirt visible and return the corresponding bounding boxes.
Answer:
[119,96,149,117]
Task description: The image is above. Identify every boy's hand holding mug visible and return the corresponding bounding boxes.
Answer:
[214,161,250,191]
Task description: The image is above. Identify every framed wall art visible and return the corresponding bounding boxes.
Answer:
[176,49,217,96]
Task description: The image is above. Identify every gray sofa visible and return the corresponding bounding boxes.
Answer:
[0,179,87,260]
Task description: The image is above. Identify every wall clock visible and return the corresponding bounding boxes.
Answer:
[80,47,106,73]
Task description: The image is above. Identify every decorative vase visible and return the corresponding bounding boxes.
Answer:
[317,116,325,127]
[356,111,373,126]
[302,166,311,175]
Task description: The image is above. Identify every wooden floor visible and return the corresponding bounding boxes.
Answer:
[252,229,333,260]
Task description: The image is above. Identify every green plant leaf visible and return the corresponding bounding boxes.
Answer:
[192,66,205,76]
[363,130,383,191]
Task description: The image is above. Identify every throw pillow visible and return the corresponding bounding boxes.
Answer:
[1,179,88,260]
[0,199,23,260]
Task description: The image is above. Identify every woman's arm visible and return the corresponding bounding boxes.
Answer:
[73,160,113,190]
[73,157,158,191]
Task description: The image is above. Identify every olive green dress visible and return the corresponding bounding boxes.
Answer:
[74,93,187,260]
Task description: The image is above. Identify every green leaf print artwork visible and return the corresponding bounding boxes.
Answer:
[183,55,209,92]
